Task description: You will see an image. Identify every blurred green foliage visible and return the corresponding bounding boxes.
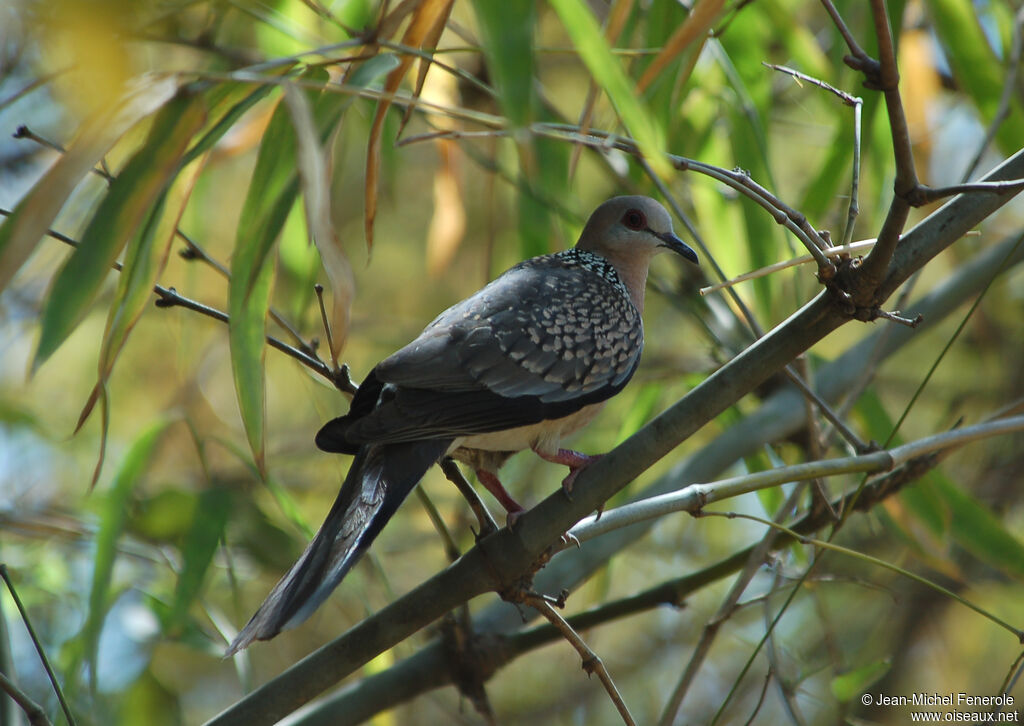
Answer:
[0,1,1022,724]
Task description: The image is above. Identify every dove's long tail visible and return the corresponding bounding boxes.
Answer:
[226,438,451,655]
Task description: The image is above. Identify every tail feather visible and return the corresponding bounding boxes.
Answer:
[226,438,452,655]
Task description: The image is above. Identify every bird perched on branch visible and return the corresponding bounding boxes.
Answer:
[226,195,698,654]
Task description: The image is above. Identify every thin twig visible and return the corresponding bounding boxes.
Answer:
[763,62,860,106]
[440,458,500,538]
[641,164,866,451]
[819,0,870,62]
[0,208,358,395]
[741,671,775,726]
[415,487,462,563]
[843,98,864,248]
[14,124,113,183]
[569,126,834,266]
[0,566,76,726]
[907,179,1024,205]
[0,671,51,726]
[152,286,352,390]
[513,435,954,662]
[714,512,1024,640]
[0,70,62,113]
[523,594,636,726]
[781,366,869,452]
[314,283,339,370]
[641,164,866,452]
[173,229,318,356]
[762,574,810,726]
[699,240,877,295]
[998,650,1024,708]
[404,123,836,272]
[13,124,323,359]
[568,415,1024,545]
[795,355,839,517]
[763,61,865,249]
[657,483,807,726]
[839,0,917,294]
[838,231,1024,523]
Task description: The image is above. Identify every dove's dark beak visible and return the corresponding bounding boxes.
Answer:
[656,231,699,265]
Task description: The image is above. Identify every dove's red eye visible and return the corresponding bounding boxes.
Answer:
[622,209,646,230]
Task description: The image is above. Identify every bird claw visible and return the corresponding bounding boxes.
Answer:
[561,472,576,501]
[560,531,581,548]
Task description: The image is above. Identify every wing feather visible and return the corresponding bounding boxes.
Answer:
[336,252,643,445]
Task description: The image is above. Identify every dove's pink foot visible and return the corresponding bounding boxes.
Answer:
[476,468,525,527]
[533,448,604,497]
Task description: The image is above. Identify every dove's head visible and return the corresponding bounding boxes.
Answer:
[575,195,698,310]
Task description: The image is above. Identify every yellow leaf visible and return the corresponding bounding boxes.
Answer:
[427,140,465,277]
[365,0,456,251]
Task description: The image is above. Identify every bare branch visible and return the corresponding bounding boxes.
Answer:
[0,208,359,396]
[0,565,76,726]
[523,593,636,726]
[0,671,52,726]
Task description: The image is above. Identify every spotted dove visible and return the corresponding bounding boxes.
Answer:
[226,196,698,654]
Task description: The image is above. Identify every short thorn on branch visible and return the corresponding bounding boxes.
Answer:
[154,287,183,308]
[874,308,923,328]
[525,589,568,609]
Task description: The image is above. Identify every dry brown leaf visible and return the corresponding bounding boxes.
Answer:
[570,0,636,178]
[636,0,725,93]
[376,0,425,41]
[365,0,456,252]
[398,0,452,136]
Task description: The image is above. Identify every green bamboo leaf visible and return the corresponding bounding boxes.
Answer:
[0,78,178,296]
[476,1,574,257]
[81,419,172,691]
[165,486,232,634]
[97,153,203,389]
[642,0,692,132]
[229,65,384,468]
[717,11,781,316]
[182,82,279,166]
[99,81,279,382]
[228,251,274,474]
[32,89,208,372]
[348,52,402,87]
[229,72,326,471]
[548,0,670,177]
[928,472,1024,581]
[74,159,204,479]
[830,659,891,702]
[474,0,553,256]
[473,0,534,128]
[925,0,1024,155]
[235,68,348,298]
[98,201,170,383]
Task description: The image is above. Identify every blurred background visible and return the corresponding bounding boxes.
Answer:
[1,0,1022,724]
